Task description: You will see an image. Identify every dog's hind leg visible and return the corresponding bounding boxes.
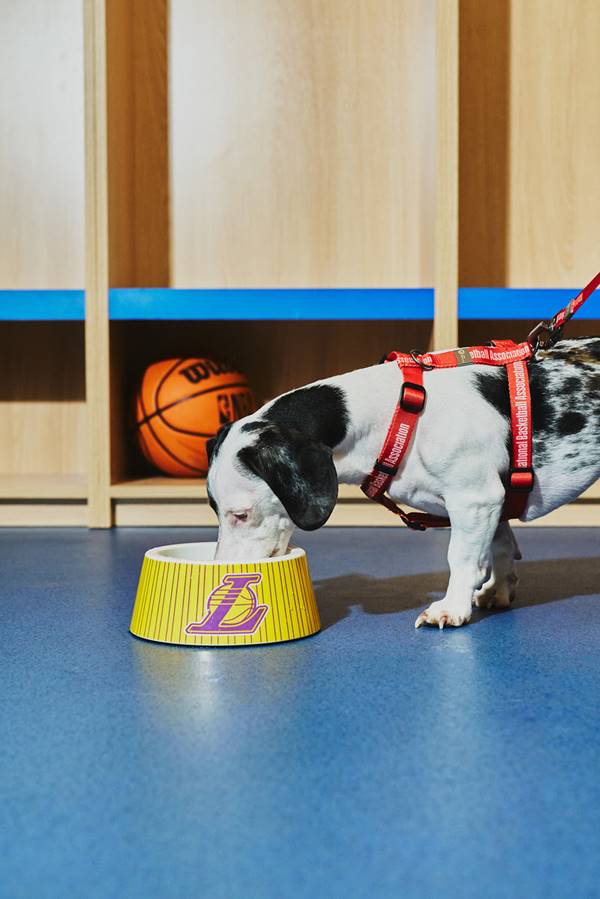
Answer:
[473,522,521,610]
[415,484,505,629]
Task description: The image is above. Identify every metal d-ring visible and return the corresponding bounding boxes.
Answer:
[409,349,434,371]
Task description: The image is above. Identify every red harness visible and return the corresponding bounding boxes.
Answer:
[361,270,600,530]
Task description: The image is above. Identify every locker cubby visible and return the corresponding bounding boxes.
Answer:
[109,318,433,495]
[0,322,87,524]
[101,0,439,525]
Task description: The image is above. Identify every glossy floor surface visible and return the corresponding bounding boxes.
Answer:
[2,527,599,898]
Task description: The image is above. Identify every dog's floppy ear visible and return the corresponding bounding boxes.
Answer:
[207,423,232,466]
[238,426,338,530]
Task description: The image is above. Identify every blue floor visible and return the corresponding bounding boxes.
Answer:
[1,527,600,898]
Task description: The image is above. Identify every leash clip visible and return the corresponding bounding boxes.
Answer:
[527,320,562,353]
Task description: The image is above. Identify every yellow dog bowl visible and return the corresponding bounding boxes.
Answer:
[130,542,320,647]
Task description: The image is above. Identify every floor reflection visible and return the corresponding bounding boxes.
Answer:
[314,555,600,630]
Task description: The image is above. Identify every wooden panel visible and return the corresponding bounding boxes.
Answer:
[106,0,169,287]
[517,504,600,528]
[581,482,600,501]
[0,0,84,288]
[113,497,600,527]
[111,477,205,498]
[110,477,368,499]
[434,0,459,348]
[170,0,435,288]
[0,475,87,499]
[508,0,600,287]
[0,324,86,476]
[0,502,88,527]
[461,0,600,288]
[85,0,112,526]
[113,498,401,527]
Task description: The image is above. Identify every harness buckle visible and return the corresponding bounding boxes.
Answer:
[374,461,399,477]
[400,381,426,413]
[509,467,534,492]
[405,517,428,532]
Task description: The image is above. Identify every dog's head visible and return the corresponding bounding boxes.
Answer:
[206,416,339,560]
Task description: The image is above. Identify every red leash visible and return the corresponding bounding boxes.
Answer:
[361,271,600,529]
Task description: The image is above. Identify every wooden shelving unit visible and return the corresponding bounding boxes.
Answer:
[2,0,600,528]
[0,475,88,500]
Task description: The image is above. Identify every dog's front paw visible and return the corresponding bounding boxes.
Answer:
[415,598,472,629]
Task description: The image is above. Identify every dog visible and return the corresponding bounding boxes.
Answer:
[206,337,600,628]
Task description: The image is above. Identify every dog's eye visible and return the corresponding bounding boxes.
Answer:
[232,511,248,523]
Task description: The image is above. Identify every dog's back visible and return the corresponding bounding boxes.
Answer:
[474,337,600,513]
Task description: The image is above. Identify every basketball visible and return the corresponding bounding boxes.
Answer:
[135,358,255,477]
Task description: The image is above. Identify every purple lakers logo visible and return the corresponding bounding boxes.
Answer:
[185,573,268,636]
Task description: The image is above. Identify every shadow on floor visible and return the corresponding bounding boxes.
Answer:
[314,556,599,630]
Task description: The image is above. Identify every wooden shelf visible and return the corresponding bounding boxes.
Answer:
[109,288,434,321]
[109,477,366,501]
[459,288,600,320]
[110,479,382,527]
[4,286,598,324]
[110,477,206,499]
[0,474,87,500]
[108,478,600,529]
[0,291,85,321]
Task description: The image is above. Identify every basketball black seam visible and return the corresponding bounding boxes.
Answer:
[154,357,188,416]
[138,364,206,475]
[154,386,254,436]
[141,414,207,475]
[135,381,251,429]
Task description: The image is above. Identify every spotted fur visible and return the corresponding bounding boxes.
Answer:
[476,338,600,472]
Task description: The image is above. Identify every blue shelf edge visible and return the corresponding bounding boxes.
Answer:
[108,288,434,321]
[1,287,599,322]
[0,290,85,321]
[458,287,600,320]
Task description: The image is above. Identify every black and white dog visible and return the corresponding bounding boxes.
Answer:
[207,338,600,628]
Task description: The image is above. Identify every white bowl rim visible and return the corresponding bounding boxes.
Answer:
[144,541,305,566]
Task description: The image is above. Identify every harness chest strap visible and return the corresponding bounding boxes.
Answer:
[360,343,534,530]
[501,352,534,519]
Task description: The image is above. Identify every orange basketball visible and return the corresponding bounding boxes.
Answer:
[135,358,255,477]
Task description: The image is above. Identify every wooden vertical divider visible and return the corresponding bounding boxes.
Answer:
[434,0,459,350]
[459,0,509,288]
[106,0,170,489]
[106,0,170,288]
[84,0,112,526]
